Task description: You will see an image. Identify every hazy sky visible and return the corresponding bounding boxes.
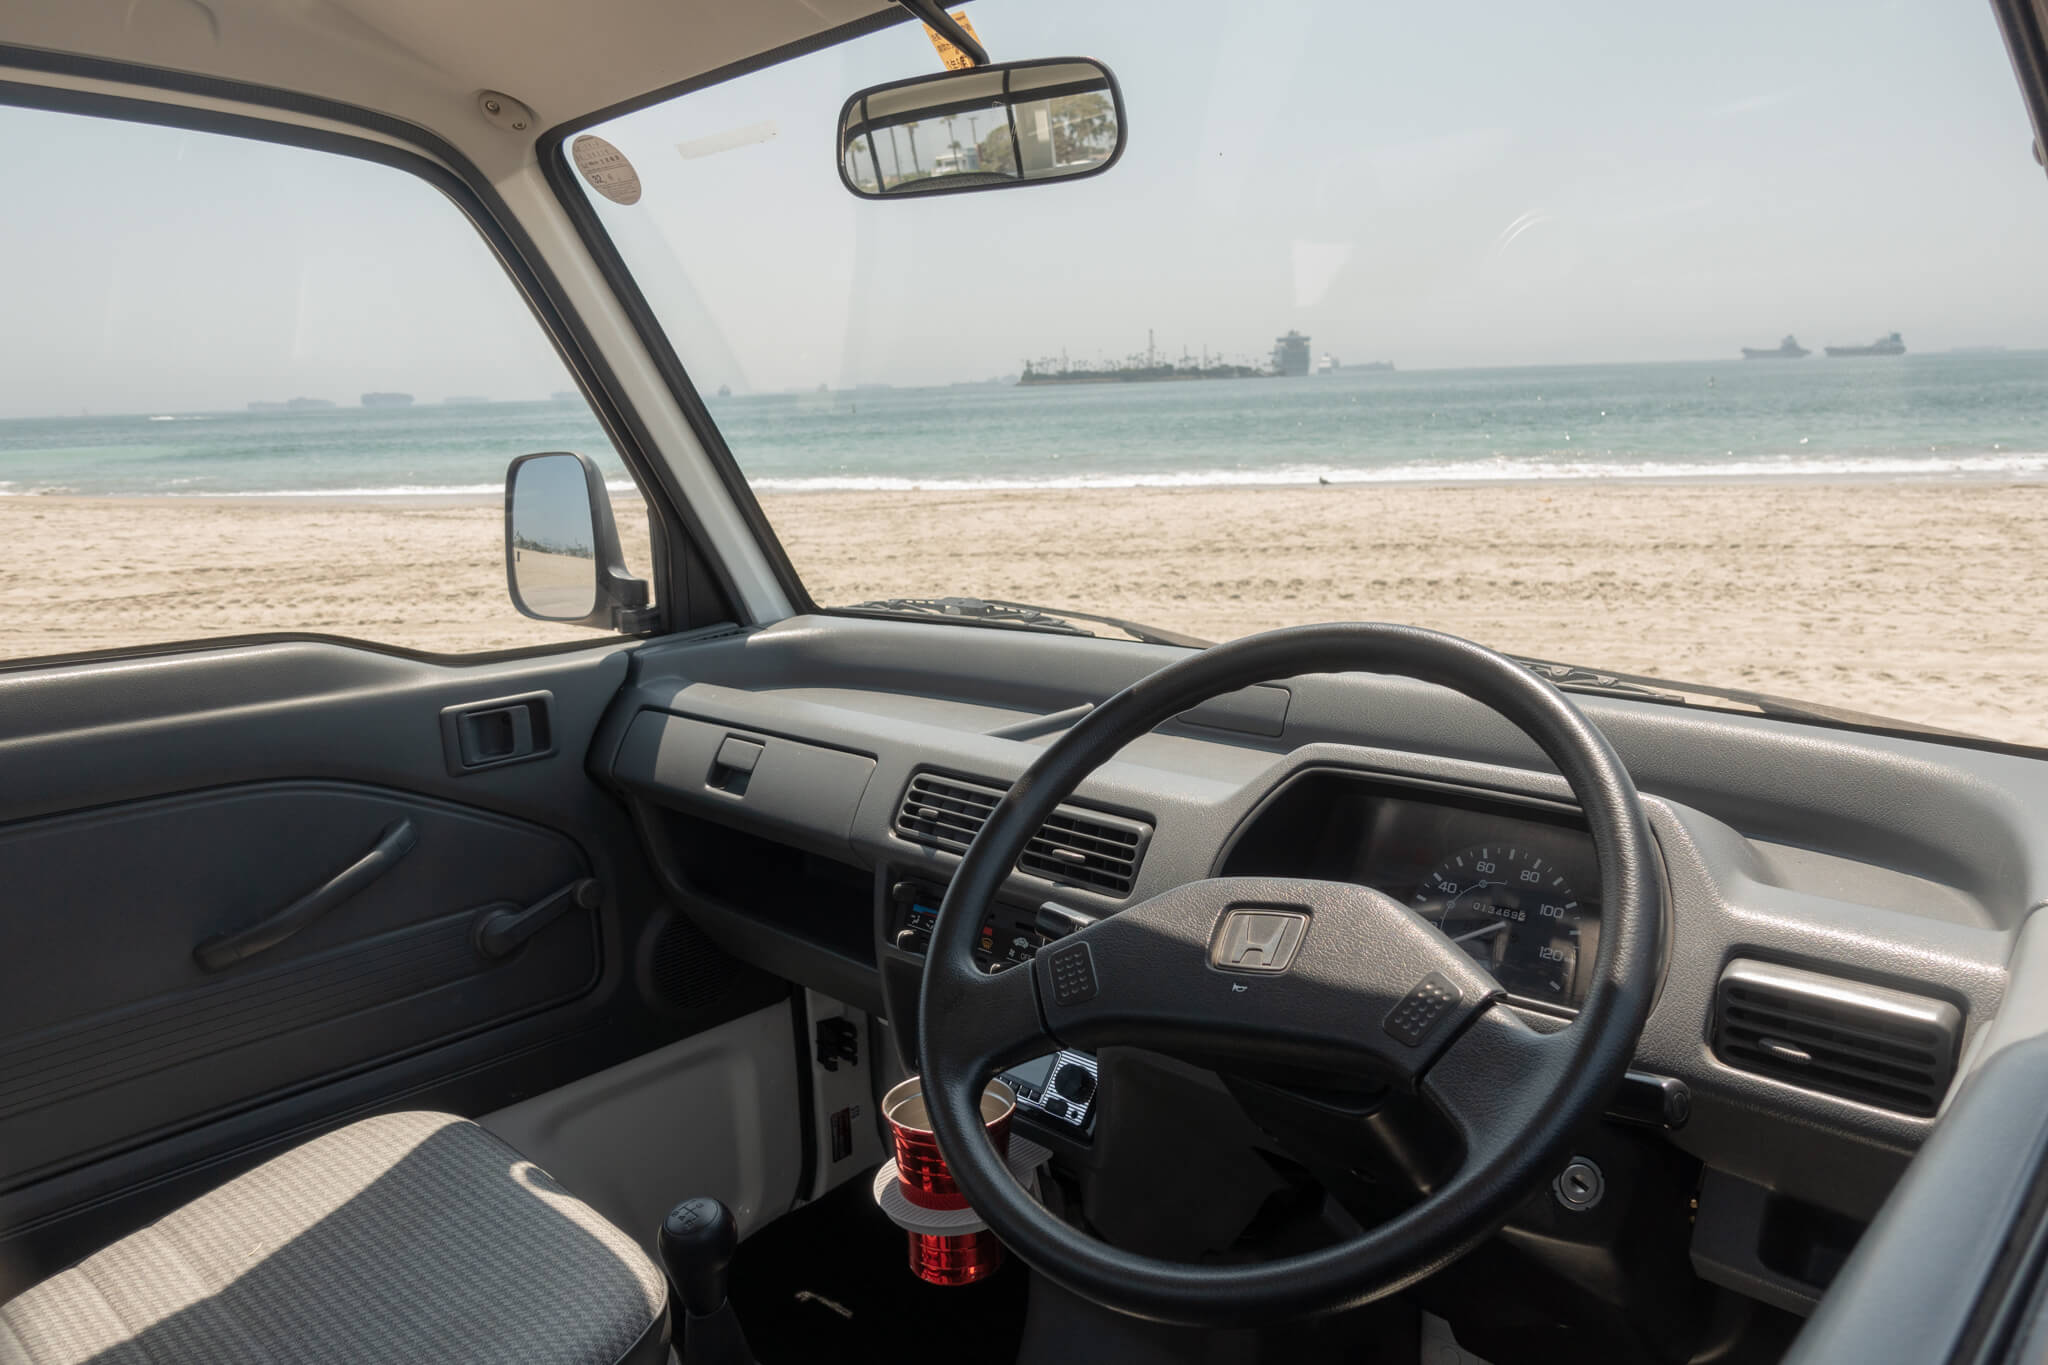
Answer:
[592,0,2048,392]
[1,0,2042,416]
[0,109,574,418]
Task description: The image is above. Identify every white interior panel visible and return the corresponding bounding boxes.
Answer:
[481,1002,803,1249]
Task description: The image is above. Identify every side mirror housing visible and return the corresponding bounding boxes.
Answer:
[504,451,654,632]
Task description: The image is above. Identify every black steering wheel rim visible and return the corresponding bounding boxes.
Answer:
[916,622,1663,1327]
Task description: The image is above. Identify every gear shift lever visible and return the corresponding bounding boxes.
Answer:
[658,1198,754,1365]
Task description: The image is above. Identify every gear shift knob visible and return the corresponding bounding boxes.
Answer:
[659,1197,740,1318]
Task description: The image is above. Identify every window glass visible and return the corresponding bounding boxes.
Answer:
[0,105,653,660]
[570,0,2048,748]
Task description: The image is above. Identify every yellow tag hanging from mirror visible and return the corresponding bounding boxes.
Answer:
[923,11,984,71]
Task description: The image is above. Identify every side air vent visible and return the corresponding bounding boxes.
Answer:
[1712,959,1960,1117]
[895,772,1152,897]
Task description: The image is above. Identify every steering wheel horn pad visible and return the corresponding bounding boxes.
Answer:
[1032,877,1503,1084]
[916,622,1662,1326]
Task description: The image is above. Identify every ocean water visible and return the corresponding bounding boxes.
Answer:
[5,351,2047,497]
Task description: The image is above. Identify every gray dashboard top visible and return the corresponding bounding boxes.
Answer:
[606,614,2048,1219]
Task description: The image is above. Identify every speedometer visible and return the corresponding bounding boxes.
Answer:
[1411,844,1584,1001]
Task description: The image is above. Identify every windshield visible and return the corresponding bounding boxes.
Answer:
[567,0,2048,747]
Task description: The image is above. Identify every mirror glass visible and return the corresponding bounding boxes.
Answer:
[508,453,599,620]
[840,59,1122,198]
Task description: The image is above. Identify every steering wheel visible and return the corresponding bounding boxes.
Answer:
[916,623,1662,1326]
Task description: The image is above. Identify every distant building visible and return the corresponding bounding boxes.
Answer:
[1271,331,1311,377]
[361,392,414,407]
[285,397,335,410]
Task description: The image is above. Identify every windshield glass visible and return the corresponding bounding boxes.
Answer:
[568,0,2048,747]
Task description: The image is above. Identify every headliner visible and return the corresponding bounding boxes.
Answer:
[0,0,899,166]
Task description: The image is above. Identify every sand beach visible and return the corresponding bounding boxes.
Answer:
[4,479,2044,746]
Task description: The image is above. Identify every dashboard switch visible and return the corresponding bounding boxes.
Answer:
[1053,1062,1097,1103]
[1384,972,1461,1047]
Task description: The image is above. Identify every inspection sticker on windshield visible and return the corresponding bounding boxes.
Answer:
[571,135,641,205]
[924,10,983,70]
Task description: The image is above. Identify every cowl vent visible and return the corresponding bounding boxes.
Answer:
[894,772,1152,897]
[1712,959,1960,1117]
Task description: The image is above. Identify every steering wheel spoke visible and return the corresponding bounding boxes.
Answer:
[923,947,1054,1079]
[1420,1001,1577,1168]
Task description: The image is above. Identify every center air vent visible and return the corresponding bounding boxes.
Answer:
[1712,959,1960,1117]
[895,772,1152,897]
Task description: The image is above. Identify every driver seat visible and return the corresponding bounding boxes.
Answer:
[0,1111,669,1365]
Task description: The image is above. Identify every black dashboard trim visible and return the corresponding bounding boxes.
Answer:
[599,614,2023,1224]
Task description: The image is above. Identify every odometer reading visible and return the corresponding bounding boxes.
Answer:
[1412,845,1583,1000]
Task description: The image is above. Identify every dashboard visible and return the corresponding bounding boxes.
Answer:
[1219,771,1603,1011]
[600,612,2029,1318]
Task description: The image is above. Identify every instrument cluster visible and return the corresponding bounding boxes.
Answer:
[1219,772,1603,1011]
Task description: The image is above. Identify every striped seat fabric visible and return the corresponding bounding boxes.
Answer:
[0,1111,668,1365]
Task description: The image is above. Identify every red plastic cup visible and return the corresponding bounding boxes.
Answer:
[907,1221,1008,1285]
[881,1076,1015,1285]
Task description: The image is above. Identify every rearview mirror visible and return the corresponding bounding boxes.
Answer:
[504,451,652,632]
[838,58,1125,198]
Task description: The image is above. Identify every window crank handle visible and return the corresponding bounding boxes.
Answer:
[472,878,601,959]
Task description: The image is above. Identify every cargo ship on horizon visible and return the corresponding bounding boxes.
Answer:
[1018,329,1276,385]
[1018,358,1267,384]
[1742,335,1810,360]
[1825,332,1906,357]
[1017,330,1399,385]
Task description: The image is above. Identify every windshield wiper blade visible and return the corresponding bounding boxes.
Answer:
[842,596,1093,636]
[839,596,1214,648]
[1505,652,1979,739]
[1506,656,1690,704]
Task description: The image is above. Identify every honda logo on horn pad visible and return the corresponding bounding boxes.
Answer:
[1210,910,1309,973]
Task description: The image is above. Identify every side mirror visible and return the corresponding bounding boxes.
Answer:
[504,451,653,632]
[838,57,1125,198]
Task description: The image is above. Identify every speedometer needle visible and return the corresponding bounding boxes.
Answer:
[1450,922,1507,945]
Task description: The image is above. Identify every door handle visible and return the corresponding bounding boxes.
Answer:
[471,878,601,959]
[193,819,419,972]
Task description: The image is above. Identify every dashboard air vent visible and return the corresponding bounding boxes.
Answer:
[895,772,1152,897]
[1712,959,1960,1117]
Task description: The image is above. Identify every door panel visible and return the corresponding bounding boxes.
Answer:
[0,782,595,1187]
[0,635,786,1296]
